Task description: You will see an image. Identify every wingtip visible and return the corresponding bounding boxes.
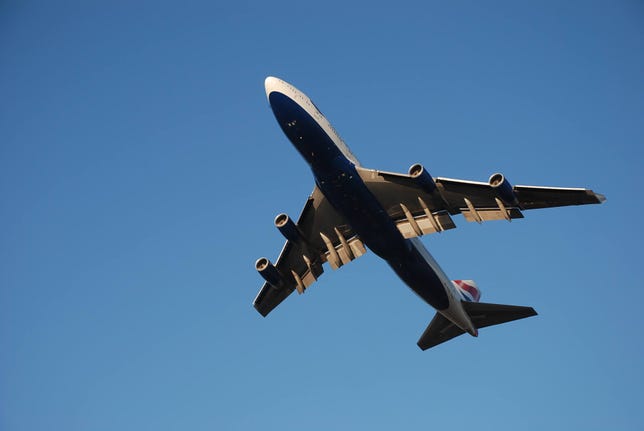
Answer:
[596,193,607,203]
[254,302,270,317]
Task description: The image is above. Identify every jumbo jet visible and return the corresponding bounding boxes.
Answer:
[253,76,605,350]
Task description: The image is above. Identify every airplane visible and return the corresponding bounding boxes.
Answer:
[253,76,605,350]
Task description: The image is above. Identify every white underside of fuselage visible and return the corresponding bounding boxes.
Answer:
[265,76,477,337]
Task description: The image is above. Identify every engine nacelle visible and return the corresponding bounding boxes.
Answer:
[489,173,518,206]
[255,257,284,289]
[409,163,437,194]
[275,213,306,245]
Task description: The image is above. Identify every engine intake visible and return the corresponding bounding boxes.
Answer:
[409,163,437,194]
[255,257,284,289]
[275,213,306,245]
[489,173,518,206]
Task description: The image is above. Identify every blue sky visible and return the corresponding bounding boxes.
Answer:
[2,1,643,430]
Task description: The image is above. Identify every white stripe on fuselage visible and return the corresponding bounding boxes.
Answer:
[264,76,361,166]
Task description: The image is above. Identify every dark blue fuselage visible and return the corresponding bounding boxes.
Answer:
[268,92,449,310]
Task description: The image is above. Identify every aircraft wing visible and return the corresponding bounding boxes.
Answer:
[253,186,367,317]
[356,167,458,237]
[357,166,605,236]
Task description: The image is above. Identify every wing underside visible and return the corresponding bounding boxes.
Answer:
[253,186,367,317]
[356,166,604,236]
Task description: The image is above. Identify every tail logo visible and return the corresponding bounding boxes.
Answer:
[453,280,481,302]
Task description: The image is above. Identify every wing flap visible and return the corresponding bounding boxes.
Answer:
[461,206,525,223]
[320,230,367,269]
[396,210,456,238]
[357,167,457,239]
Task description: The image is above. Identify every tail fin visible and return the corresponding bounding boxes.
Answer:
[417,301,537,350]
[453,280,481,302]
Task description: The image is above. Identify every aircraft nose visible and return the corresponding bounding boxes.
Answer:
[264,76,281,98]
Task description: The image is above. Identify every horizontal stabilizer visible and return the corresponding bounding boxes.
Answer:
[417,301,537,350]
[417,312,465,350]
[461,301,537,329]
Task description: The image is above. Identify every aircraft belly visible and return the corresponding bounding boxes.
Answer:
[316,167,404,259]
[268,92,344,167]
[316,167,450,311]
[386,245,450,311]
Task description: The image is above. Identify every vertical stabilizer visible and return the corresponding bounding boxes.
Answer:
[453,279,481,302]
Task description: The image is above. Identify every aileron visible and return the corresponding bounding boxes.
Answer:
[514,185,605,209]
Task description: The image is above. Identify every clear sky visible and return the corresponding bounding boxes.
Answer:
[2,1,643,430]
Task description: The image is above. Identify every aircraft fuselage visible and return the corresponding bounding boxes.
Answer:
[265,77,477,336]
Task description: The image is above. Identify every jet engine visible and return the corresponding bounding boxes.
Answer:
[409,163,437,194]
[489,173,519,206]
[275,213,306,245]
[255,257,284,289]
